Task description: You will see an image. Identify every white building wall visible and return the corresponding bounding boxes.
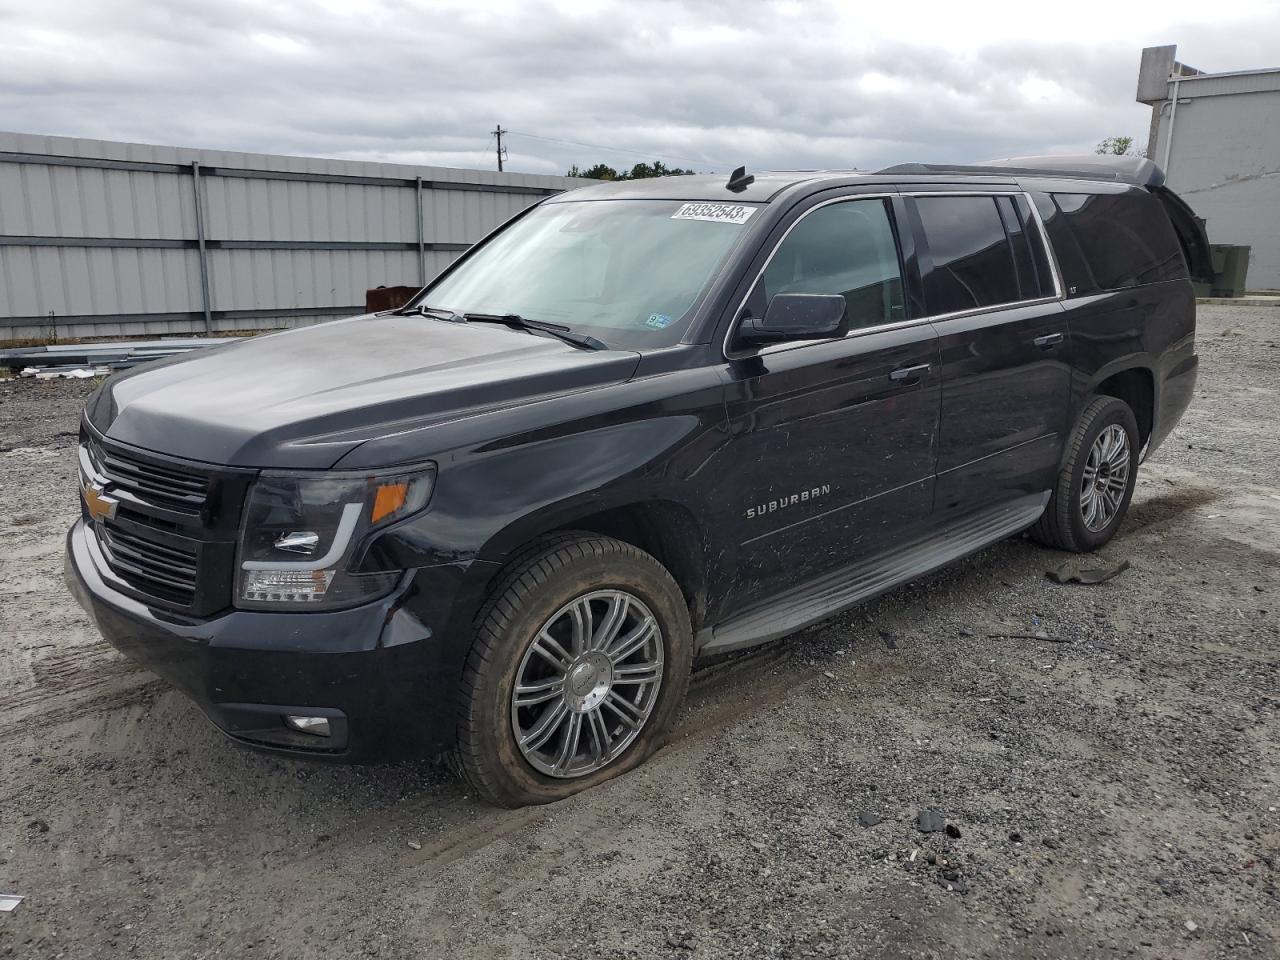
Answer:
[0,131,591,341]
[1142,54,1280,290]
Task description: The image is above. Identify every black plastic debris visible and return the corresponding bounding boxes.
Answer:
[1047,558,1131,585]
[857,811,883,828]
[936,870,970,894]
[945,823,962,839]
[917,809,947,833]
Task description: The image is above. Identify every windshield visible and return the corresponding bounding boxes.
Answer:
[422,199,760,349]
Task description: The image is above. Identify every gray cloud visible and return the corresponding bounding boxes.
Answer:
[2,0,1278,175]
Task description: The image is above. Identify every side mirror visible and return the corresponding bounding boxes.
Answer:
[737,293,846,346]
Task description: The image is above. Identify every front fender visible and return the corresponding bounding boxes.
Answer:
[353,367,729,572]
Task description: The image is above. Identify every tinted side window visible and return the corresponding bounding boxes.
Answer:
[1029,191,1097,296]
[1013,195,1056,297]
[1053,190,1187,289]
[995,195,1045,300]
[915,196,1021,314]
[761,199,905,330]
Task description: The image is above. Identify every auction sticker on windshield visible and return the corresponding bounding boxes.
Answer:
[671,202,756,224]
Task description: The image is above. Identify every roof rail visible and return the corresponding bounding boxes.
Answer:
[876,154,1165,189]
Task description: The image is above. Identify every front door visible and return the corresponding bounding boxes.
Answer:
[719,196,942,608]
[906,192,1071,518]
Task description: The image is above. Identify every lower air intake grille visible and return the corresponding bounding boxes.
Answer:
[96,523,199,607]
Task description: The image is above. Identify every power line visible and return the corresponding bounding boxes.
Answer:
[502,129,728,170]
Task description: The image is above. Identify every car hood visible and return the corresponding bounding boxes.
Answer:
[86,313,641,468]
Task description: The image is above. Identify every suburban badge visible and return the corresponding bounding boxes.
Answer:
[746,484,832,520]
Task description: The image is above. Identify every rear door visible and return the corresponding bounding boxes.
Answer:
[718,195,941,607]
[905,191,1071,519]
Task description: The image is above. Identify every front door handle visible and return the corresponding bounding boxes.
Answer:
[889,363,931,382]
[1034,332,1065,350]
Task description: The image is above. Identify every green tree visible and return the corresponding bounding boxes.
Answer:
[566,163,622,180]
[567,160,695,180]
[1096,136,1145,157]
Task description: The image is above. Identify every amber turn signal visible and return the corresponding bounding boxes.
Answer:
[371,480,410,524]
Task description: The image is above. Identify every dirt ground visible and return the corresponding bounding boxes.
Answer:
[1,304,1278,960]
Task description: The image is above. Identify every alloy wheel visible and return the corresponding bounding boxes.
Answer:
[1080,423,1131,532]
[510,589,664,779]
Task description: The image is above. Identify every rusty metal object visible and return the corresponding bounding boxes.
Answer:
[365,286,420,313]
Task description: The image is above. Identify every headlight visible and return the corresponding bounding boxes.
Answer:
[235,465,435,610]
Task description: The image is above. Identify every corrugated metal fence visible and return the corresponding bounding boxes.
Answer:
[0,132,587,342]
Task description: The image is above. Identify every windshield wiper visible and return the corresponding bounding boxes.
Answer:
[394,303,466,321]
[461,313,608,351]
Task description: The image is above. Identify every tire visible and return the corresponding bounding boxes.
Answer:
[1030,395,1140,552]
[457,532,693,807]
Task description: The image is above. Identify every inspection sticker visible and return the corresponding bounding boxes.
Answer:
[645,313,673,329]
[671,202,756,225]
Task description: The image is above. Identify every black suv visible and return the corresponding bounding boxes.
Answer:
[66,155,1209,806]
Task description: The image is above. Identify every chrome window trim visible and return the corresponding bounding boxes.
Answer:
[723,189,1066,361]
[1018,190,1066,300]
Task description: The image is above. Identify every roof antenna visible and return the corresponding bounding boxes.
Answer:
[726,165,755,193]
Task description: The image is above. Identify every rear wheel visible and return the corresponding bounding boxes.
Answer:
[457,533,692,807]
[1030,396,1139,552]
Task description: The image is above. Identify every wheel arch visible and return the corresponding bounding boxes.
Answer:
[1092,365,1155,450]
[476,497,712,632]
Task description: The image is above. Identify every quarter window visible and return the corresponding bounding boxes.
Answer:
[1030,191,1097,296]
[760,199,905,331]
[1052,191,1187,289]
[915,196,1022,314]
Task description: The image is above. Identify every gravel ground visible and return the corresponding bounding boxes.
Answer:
[1,304,1278,960]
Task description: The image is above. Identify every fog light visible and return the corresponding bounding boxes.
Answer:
[284,715,331,737]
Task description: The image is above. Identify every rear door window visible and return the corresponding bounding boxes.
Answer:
[1052,190,1187,289]
[914,196,1022,314]
[995,195,1051,300]
[760,198,905,330]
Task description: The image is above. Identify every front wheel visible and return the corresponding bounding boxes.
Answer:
[457,533,692,807]
[1030,395,1140,552]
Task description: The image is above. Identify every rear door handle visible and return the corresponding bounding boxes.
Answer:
[889,363,931,382]
[1034,332,1065,350]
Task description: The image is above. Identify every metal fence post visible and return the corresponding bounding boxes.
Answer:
[191,161,214,334]
[415,176,426,285]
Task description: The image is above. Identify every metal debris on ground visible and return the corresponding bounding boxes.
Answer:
[0,894,23,912]
[1,337,239,377]
[987,630,1066,643]
[1046,558,1131,586]
[21,366,96,380]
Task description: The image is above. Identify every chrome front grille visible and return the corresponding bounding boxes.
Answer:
[84,439,210,513]
[80,430,251,615]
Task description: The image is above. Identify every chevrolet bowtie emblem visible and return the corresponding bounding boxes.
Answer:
[83,480,119,523]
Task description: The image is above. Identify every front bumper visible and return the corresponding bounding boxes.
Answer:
[66,518,492,760]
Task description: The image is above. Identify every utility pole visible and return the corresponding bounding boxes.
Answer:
[492,124,507,172]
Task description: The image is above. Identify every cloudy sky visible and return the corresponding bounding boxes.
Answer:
[2,0,1279,177]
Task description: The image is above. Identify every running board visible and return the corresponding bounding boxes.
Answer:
[697,492,1049,656]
